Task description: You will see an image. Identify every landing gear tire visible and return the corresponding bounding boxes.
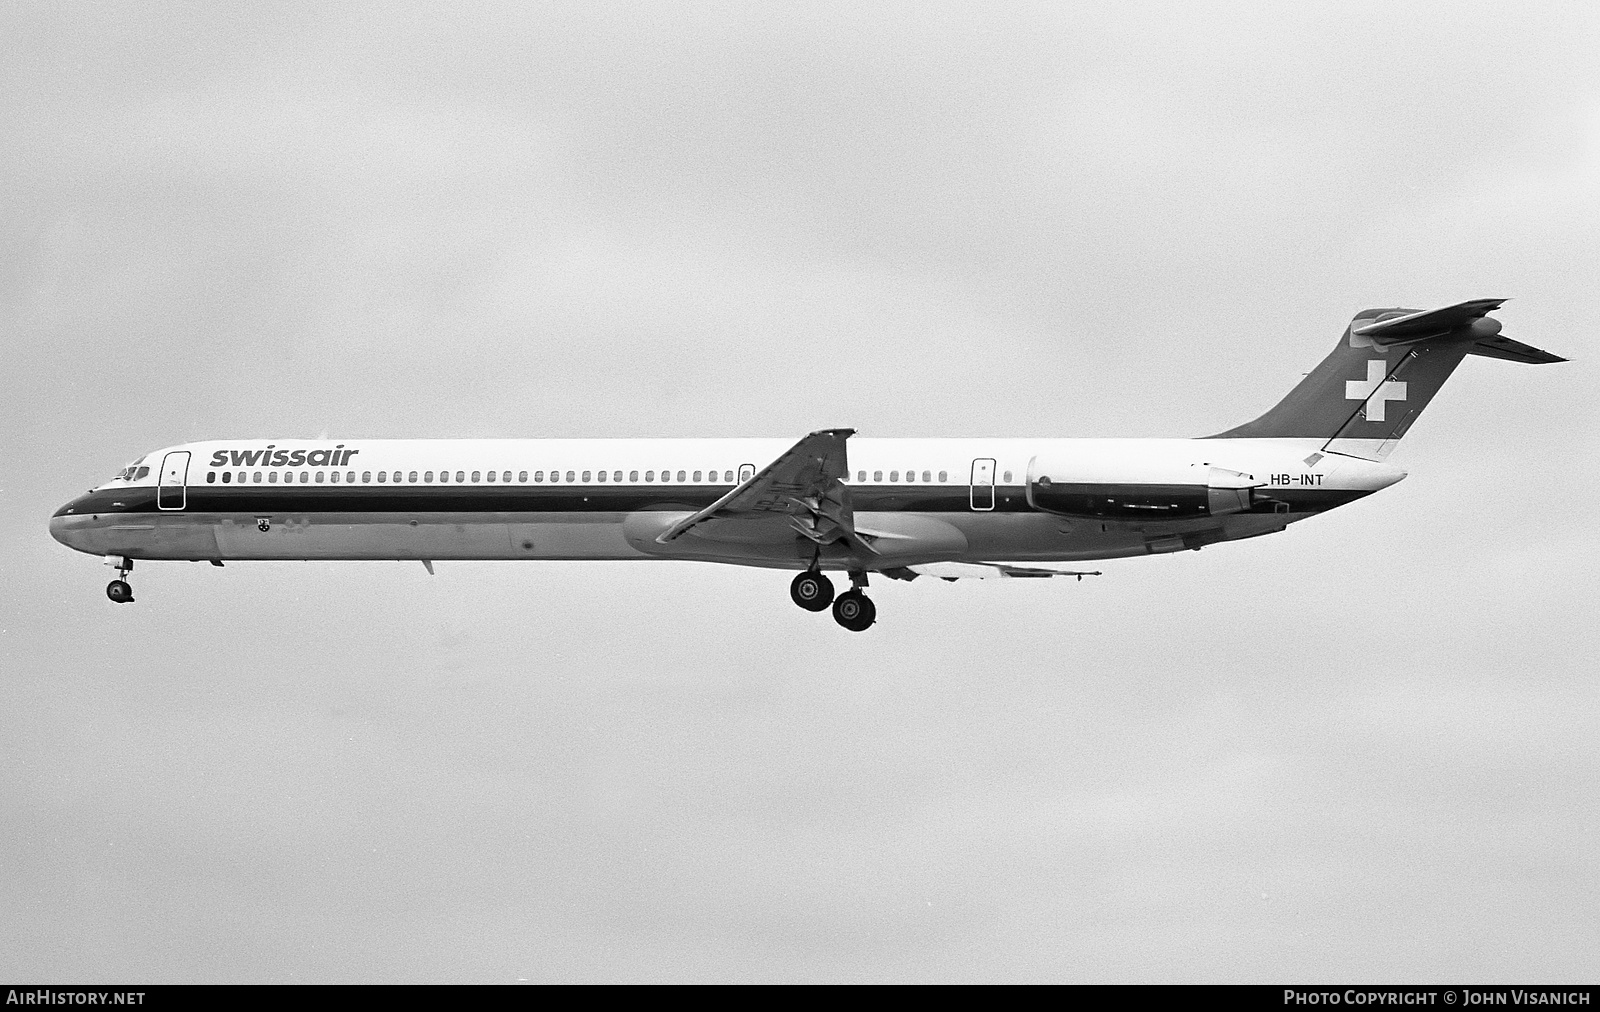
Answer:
[831,590,875,632]
[790,570,835,612]
[106,580,134,604]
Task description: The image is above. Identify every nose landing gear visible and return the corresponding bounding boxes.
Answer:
[105,557,135,604]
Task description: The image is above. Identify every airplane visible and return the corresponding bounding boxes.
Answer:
[50,299,1563,631]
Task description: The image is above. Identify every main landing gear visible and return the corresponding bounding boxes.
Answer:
[790,570,835,611]
[106,557,134,604]
[789,569,875,632]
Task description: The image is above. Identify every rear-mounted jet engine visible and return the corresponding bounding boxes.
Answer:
[1024,459,1264,520]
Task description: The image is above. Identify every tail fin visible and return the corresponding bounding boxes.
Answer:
[1210,299,1565,459]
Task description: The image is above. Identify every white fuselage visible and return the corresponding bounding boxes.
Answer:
[50,436,1404,571]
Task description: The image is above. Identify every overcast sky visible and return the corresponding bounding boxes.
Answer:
[3,2,1598,982]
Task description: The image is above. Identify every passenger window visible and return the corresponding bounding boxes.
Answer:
[409,471,418,483]
[361,471,371,483]
[613,470,622,482]
[471,471,481,482]
[874,471,882,482]
[347,471,354,483]
[488,470,497,482]
[519,471,528,482]
[582,471,591,482]
[391,471,400,483]
[693,470,702,482]
[377,471,387,483]
[534,471,543,482]
[939,470,947,482]
[456,471,466,483]
[330,471,339,483]
[302,472,310,483]
[221,471,231,483]
[423,471,432,482]
[922,470,931,482]
[890,471,898,482]
[566,471,575,482]
[645,470,654,482]
[254,471,263,483]
[503,471,511,483]
[1003,470,1013,483]
[597,470,607,482]
[316,471,324,483]
[630,470,639,482]
[268,472,278,483]
[677,470,686,482]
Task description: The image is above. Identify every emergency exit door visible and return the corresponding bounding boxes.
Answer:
[157,451,190,510]
[969,458,996,511]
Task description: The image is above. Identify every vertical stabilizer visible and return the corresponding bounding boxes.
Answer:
[1209,300,1561,460]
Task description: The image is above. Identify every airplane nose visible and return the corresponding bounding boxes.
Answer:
[50,497,100,554]
[50,513,86,552]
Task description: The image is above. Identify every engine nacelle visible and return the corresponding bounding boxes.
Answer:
[1025,454,1264,520]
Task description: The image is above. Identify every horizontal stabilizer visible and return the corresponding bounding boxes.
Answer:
[1467,334,1567,365]
[1352,299,1507,343]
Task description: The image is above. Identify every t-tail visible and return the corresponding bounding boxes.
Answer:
[1209,299,1566,459]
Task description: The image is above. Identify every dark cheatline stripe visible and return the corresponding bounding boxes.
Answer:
[61,484,1037,517]
[57,483,1361,518]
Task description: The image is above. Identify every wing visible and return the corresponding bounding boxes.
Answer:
[656,428,875,556]
[902,562,1103,582]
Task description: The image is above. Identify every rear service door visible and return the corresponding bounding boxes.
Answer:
[157,451,190,510]
[969,458,995,511]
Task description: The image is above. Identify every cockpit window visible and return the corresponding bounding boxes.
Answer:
[114,460,150,481]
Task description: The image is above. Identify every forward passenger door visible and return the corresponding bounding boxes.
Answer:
[157,452,190,510]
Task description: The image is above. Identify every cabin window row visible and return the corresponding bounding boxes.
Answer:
[202,467,1007,486]
[203,468,744,485]
[855,470,950,483]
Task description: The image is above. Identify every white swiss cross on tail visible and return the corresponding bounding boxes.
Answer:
[1346,360,1407,422]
